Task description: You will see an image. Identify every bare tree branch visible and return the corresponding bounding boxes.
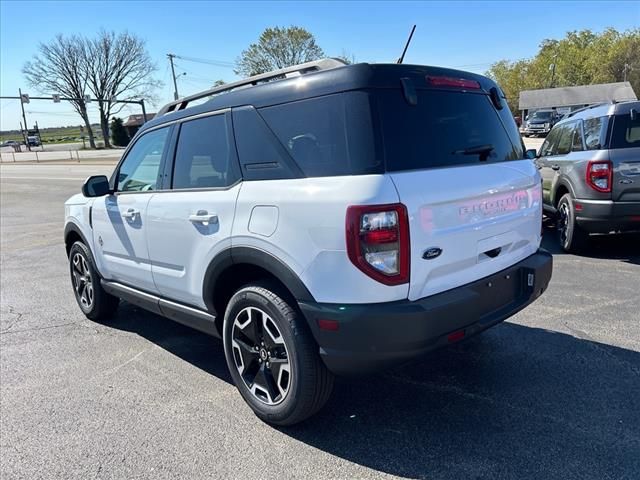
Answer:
[83,31,161,148]
[22,34,97,148]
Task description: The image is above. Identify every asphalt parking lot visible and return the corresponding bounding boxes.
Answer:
[1,162,639,479]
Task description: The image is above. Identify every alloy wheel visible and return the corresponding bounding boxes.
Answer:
[72,252,94,309]
[558,202,569,247]
[231,307,291,405]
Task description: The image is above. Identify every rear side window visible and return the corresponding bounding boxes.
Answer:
[377,90,522,171]
[172,114,240,189]
[610,113,640,149]
[259,92,381,177]
[583,116,607,150]
[571,122,584,151]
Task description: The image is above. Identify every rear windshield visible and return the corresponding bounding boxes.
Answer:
[377,90,523,171]
[611,113,640,149]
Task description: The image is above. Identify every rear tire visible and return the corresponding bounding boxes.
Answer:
[557,193,588,253]
[222,281,333,426]
[69,241,119,321]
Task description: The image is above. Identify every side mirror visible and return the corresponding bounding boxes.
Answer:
[82,175,111,197]
[525,149,538,160]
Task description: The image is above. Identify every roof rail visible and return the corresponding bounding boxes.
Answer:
[565,102,608,118]
[157,58,347,117]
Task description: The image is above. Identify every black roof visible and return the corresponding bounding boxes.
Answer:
[140,63,501,135]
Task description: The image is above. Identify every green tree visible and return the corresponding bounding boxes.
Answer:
[110,117,129,147]
[486,28,640,114]
[235,26,324,76]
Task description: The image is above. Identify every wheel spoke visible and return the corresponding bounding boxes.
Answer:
[250,308,264,344]
[72,269,82,288]
[80,285,89,305]
[267,357,290,397]
[232,337,258,375]
[261,315,284,349]
[252,363,279,404]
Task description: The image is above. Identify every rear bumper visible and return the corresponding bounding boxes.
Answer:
[300,249,553,376]
[574,199,640,233]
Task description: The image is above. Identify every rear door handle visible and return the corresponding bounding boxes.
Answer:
[122,208,139,219]
[189,210,218,225]
[551,164,560,171]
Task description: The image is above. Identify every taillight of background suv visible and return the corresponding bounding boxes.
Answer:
[346,203,410,285]
[586,160,613,193]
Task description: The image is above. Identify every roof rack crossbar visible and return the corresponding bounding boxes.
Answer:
[565,102,609,118]
[157,58,347,116]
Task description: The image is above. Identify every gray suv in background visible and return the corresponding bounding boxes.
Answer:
[533,101,640,252]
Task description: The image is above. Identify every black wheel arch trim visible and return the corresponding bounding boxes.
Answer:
[551,177,577,207]
[64,222,93,257]
[202,246,316,313]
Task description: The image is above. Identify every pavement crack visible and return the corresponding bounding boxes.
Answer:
[0,321,78,336]
[0,305,25,334]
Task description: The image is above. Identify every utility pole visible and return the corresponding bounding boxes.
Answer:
[168,53,179,100]
[18,88,31,151]
[140,99,148,122]
[623,63,631,82]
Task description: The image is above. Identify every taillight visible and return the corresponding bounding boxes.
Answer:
[586,161,612,193]
[426,75,481,90]
[346,203,410,286]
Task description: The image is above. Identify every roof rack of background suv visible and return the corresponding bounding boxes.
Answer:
[565,102,609,119]
[156,58,347,117]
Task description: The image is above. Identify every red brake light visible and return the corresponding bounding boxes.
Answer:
[426,75,481,90]
[346,203,410,286]
[586,160,612,193]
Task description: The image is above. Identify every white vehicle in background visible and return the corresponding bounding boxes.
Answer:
[64,59,552,425]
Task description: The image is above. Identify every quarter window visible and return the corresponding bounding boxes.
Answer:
[117,127,169,192]
[172,114,240,189]
[571,122,584,151]
[583,116,607,150]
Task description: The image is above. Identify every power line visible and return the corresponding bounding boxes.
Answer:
[174,54,235,68]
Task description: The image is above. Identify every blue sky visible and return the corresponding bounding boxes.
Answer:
[1,0,638,130]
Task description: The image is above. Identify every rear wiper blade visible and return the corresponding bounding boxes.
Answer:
[452,144,495,156]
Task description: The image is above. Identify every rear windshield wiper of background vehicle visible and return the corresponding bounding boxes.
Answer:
[452,144,495,161]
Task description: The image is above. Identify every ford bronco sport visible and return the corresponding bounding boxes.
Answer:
[65,59,552,425]
[534,101,640,252]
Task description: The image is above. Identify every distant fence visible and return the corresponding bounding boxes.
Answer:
[0,149,123,163]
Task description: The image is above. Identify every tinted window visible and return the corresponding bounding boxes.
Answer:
[117,127,169,192]
[259,92,381,177]
[172,114,239,189]
[571,122,584,151]
[555,124,573,155]
[233,106,302,181]
[377,90,521,171]
[611,113,640,149]
[540,127,561,157]
[583,116,607,150]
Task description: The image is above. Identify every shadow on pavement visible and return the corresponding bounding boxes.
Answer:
[106,305,640,479]
[542,217,640,265]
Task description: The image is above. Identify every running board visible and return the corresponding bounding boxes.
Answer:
[101,280,219,338]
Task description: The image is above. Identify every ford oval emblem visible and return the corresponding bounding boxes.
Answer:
[423,247,442,260]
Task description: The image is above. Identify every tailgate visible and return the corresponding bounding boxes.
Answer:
[391,160,542,301]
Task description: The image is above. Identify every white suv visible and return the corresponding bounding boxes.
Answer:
[65,59,552,425]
